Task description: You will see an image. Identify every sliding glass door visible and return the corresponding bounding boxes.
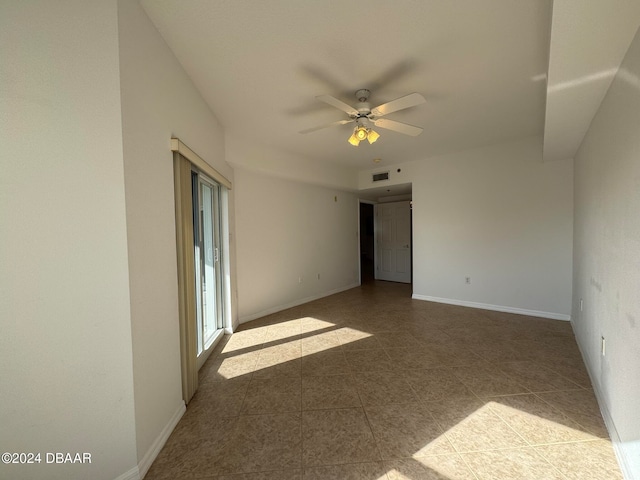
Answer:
[192,171,225,365]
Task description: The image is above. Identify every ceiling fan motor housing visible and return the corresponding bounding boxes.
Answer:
[355,89,371,102]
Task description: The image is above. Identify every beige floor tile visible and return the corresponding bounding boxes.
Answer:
[241,376,301,414]
[253,353,302,379]
[303,462,389,480]
[259,340,302,358]
[215,470,302,480]
[168,410,238,446]
[442,406,528,452]
[353,371,420,406]
[346,349,396,372]
[365,403,455,459]
[253,359,302,379]
[147,282,621,479]
[201,351,260,382]
[536,388,601,417]
[487,394,596,444]
[563,409,610,438]
[212,413,302,475]
[385,455,477,480]
[221,331,266,353]
[302,408,381,467]
[264,323,302,343]
[498,360,583,392]
[338,333,384,351]
[449,365,528,397]
[377,332,424,348]
[301,331,341,354]
[384,347,444,369]
[300,317,338,333]
[441,347,485,367]
[424,397,488,428]
[538,358,593,388]
[462,447,565,480]
[302,374,362,410]
[186,379,250,418]
[144,436,224,480]
[301,350,351,376]
[402,368,476,402]
[536,440,623,480]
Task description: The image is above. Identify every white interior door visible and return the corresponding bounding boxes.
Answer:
[375,201,412,283]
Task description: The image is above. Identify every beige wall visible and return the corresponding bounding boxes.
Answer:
[0,1,137,479]
[234,167,359,322]
[572,26,640,477]
[118,0,236,472]
[360,137,574,319]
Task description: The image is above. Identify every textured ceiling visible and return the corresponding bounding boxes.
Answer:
[140,0,552,170]
[140,1,640,171]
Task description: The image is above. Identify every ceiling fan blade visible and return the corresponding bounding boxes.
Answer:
[299,119,354,134]
[371,93,426,117]
[316,95,359,116]
[373,118,423,136]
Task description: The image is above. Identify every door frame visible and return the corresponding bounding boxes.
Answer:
[172,138,233,404]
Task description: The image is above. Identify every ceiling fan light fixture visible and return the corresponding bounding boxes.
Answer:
[348,133,360,146]
[367,129,380,144]
[355,126,368,141]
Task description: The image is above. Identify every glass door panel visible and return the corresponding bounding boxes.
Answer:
[193,172,225,358]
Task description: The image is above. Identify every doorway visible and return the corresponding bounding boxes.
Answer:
[359,202,375,283]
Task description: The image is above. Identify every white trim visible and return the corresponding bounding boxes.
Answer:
[593,375,638,479]
[171,138,232,189]
[136,402,186,479]
[113,465,140,480]
[614,440,640,480]
[411,294,571,321]
[239,283,360,324]
[572,326,639,480]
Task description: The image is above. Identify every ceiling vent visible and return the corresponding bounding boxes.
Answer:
[372,171,390,182]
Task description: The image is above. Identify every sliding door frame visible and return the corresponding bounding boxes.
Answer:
[172,138,232,404]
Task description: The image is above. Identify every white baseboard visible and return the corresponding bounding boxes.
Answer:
[411,294,571,321]
[114,465,140,480]
[571,326,639,480]
[136,402,186,479]
[239,282,360,324]
[615,441,640,480]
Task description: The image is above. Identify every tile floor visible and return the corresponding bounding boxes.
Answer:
[145,281,623,480]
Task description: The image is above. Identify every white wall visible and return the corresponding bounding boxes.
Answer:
[234,167,360,322]
[0,2,138,479]
[361,137,574,319]
[117,0,236,473]
[226,134,358,192]
[572,27,640,478]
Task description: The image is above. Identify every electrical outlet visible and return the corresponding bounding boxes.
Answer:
[580,298,583,312]
[298,277,303,284]
[601,336,606,356]
[465,276,471,285]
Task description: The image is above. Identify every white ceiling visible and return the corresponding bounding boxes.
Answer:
[139,0,639,171]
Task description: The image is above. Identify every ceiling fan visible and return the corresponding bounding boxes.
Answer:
[299,89,426,146]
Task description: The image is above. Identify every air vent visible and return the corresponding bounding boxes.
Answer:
[372,172,389,182]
